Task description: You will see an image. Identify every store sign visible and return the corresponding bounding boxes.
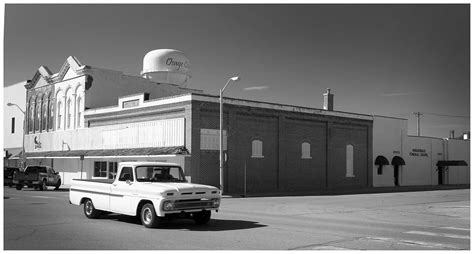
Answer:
[409,148,428,157]
[34,136,42,149]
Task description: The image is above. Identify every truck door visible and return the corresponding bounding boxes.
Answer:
[110,167,136,215]
[47,168,55,185]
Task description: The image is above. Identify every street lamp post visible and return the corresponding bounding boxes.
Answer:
[7,102,26,169]
[219,76,240,194]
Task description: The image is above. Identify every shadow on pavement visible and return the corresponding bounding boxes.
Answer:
[103,214,267,231]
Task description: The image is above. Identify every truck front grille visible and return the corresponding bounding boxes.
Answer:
[173,199,214,210]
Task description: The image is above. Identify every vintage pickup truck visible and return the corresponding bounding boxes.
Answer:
[69,161,221,228]
[13,165,62,191]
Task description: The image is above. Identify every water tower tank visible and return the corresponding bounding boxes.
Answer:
[141,49,190,86]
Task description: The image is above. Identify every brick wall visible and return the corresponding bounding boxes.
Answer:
[193,100,373,195]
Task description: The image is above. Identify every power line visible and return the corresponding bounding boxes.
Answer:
[420,112,470,119]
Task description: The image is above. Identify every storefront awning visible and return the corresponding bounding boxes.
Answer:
[391,156,406,166]
[436,160,468,167]
[24,146,189,158]
[375,155,390,166]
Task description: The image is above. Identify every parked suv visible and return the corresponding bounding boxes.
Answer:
[13,165,61,191]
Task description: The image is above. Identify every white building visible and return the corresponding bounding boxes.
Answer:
[372,115,470,187]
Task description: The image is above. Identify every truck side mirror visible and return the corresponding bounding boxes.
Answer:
[126,180,133,185]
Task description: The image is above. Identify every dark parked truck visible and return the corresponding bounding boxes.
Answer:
[4,167,20,187]
[13,165,62,191]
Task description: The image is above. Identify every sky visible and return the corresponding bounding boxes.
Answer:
[3,4,470,138]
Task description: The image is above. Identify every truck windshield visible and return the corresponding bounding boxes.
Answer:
[135,166,187,183]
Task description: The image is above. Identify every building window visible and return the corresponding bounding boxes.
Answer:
[108,162,118,179]
[377,166,383,175]
[301,142,312,159]
[35,101,41,132]
[122,99,139,109]
[77,96,82,127]
[251,140,264,158]
[42,101,47,131]
[11,117,15,134]
[28,104,34,133]
[67,98,72,129]
[57,101,62,129]
[93,161,107,177]
[346,144,355,177]
[48,98,54,130]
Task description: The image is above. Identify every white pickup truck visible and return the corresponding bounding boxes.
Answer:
[69,162,221,228]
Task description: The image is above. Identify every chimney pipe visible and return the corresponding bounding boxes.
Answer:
[323,88,334,111]
[449,130,455,139]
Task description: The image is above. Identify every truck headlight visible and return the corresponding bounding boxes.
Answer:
[212,198,220,207]
[163,201,174,211]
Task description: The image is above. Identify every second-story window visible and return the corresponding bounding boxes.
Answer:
[11,117,15,134]
[57,101,62,129]
[67,99,72,129]
[76,96,82,127]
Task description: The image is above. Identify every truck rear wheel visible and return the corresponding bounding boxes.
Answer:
[140,203,161,228]
[15,184,22,190]
[39,180,47,191]
[83,199,101,219]
[193,210,211,225]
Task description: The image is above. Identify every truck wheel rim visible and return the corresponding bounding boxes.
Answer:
[85,201,93,215]
[143,207,152,224]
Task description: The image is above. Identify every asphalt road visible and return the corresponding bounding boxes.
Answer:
[3,186,470,250]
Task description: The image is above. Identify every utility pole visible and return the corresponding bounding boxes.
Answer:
[413,112,423,136]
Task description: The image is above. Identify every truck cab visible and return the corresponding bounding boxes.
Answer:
[69,162,221,228]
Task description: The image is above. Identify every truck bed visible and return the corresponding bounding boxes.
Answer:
[72,179,115,184]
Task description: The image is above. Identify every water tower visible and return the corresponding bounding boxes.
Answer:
[141,49,191,87]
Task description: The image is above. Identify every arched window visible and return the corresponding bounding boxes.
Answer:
[251,140,264,158]
[35,98,41,132]
[301,142,312,159]
[67,98,72,129]
[76,96,82,127]
[346,144,355,177]
[42,97,47,131]
[48,96,54,130]
[57,101,62,129]
[28,98,34,133]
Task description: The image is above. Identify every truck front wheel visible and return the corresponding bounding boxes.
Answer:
[54,179,61,190]
[15,184,22,190]
[140,203,161,228]
[83,199,101,219]
[193,210,211,225]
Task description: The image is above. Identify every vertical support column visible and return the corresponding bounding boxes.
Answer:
[189,101,201,184]
[277,115,286,190]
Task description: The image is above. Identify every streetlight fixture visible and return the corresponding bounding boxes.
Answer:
[219,76,240,194]
[7,102,26,169]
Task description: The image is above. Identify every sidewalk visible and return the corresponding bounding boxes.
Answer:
[227,184,470,198]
